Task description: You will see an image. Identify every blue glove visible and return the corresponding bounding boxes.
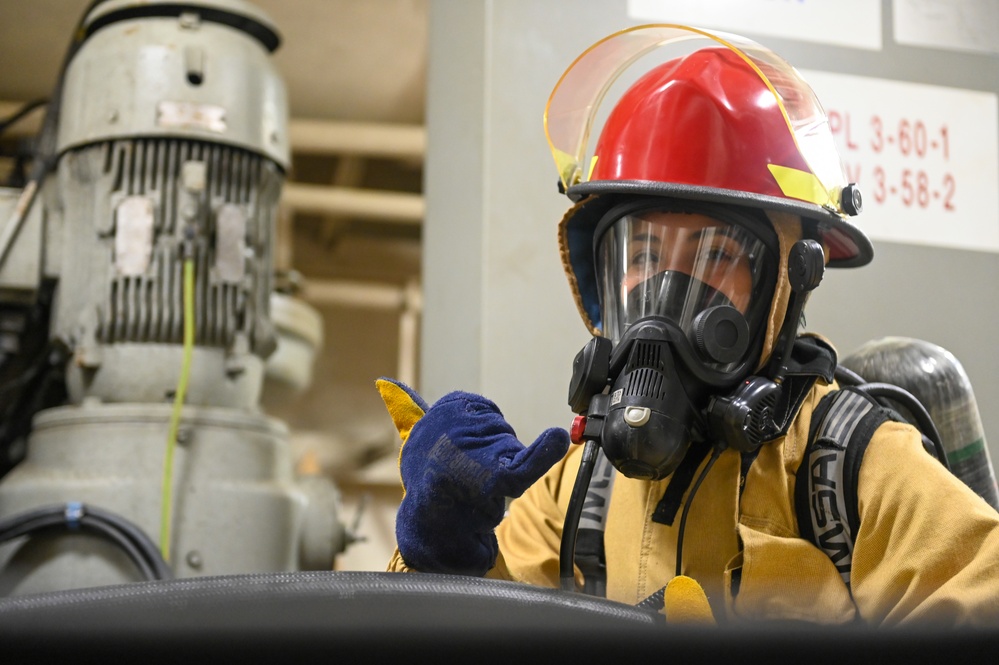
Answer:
[376,377,570,576]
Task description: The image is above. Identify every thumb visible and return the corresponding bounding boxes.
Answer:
[499,427,571,497]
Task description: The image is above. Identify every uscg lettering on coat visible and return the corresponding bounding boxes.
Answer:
[808,446,853,581]
[579,451,616,530]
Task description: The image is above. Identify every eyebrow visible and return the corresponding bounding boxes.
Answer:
[630,226,744,245]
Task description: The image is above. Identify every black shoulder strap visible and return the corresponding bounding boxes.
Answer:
[794,387,897,587]
[651,439,712,526]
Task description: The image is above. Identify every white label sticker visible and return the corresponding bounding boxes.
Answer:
[157,101,227,134]
[114,196,155,276]
[801,69,999,253]
[214,204,247,284]
[610,388,624,406]
[627,0,883,50]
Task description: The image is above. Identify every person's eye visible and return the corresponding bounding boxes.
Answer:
[701,236,748,264]
[700,245,735,263]
[630,250,659,269]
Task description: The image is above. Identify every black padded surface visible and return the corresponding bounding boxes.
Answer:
[0,569,660,630]
[0,571,996,663]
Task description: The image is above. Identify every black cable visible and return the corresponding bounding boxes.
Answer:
[0,513,64,541]
[1,513,158,582]
[0,505,169,581]
[85,505,172,580]
[35,1,111,157]
[0,99,48,137]
[559,440,600,592]
[78,517,158,581]
[635,445,724,612]
[833,364,865,387]
[1,0,111,268]
[833,366,949,469]
[856,382,950,471]
[0,503,171,582]
[674,446,723,578]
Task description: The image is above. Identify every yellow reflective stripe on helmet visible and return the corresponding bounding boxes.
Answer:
[768,164,833,207]
[553,147,582,189]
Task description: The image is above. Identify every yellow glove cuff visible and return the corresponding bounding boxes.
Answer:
[376,378,426,445]
[663,575,715,625]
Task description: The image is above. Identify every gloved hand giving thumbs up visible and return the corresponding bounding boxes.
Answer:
[376,377,570,576]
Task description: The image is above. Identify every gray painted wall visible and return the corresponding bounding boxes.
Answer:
[423,1,999,469]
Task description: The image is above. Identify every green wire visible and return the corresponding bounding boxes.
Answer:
[160,257,196,563]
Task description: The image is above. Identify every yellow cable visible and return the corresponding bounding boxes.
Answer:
[160,257,195,563]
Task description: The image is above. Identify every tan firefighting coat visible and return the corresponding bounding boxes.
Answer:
[389,377,999,626]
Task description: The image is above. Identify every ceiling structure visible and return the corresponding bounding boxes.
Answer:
[0,0,429,123]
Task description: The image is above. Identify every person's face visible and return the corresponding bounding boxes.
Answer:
[622,212,755,313]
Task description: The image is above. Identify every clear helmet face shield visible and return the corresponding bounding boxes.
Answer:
[547,23,873,282]
[597,203,778,384]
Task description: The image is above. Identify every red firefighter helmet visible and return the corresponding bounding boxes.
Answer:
[546,25,872,338]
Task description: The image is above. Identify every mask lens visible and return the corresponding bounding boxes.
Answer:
[598,208,775,371]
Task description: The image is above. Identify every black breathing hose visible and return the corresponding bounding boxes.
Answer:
[857,382,950,470]
[0,503,172,582]
[559,440,600,592]
[833,364,865,387]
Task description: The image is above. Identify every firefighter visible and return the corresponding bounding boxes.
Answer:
[378,25,999,626]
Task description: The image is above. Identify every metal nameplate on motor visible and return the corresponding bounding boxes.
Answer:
[157,101,227,134]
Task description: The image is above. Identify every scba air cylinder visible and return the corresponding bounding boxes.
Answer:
[842,336,999,510]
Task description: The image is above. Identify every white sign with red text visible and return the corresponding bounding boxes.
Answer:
[800,69,999,253]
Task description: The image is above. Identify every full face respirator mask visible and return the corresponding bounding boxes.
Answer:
[567,201,779,480]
